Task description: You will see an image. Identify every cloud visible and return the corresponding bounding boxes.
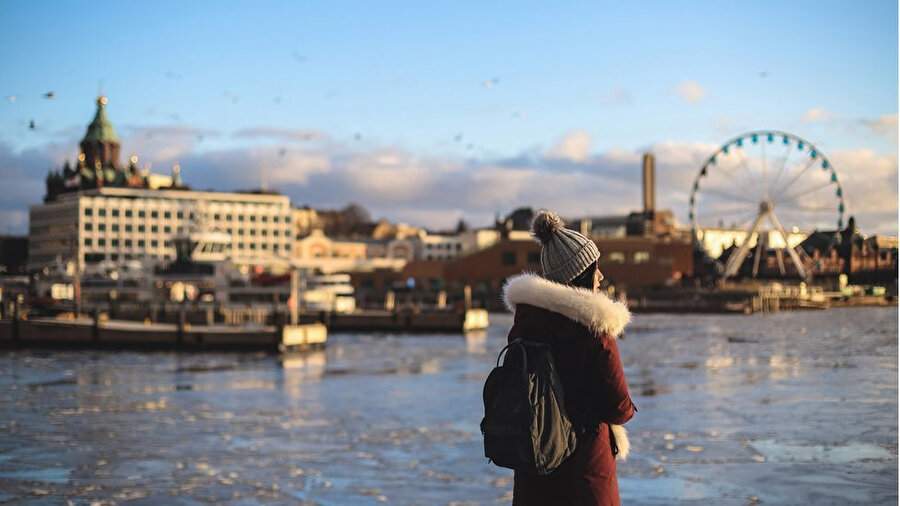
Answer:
[859,114,898,142]
[1,124,896,237]
[232,127,327,142]
[670,80,706,104]
[598,85,632,106]
[801,106,833,123]
[547,130,592,162]
[120,125,221,164]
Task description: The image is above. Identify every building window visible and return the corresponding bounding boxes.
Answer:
[261,230,267,236]
[238,215,244,222]
[273,244,280,251]
[250,229,256,236]
[111,209,119,217]
[138,210,146,218]
[164,240,172,248]
[527,252,540,264]
[137,240,145,247]
[238,243,245,249]
[164,226,171,233]
[84,238,92,246]
[261,216,268,223]
[125,210,132,218]
[98,224,106,231]
[151,225,158,233]
[273,230,279,237]
[634,251,650,264]
[84,208,93,216]
[164,211,171,219]
[111,239,119,247]
[214,214,221,220]
[273,216,280,223]
[84,223,93,231]
[502,251,517,266]
[249,243,256,250]
[138,225,145,232]
[98,209,106,217]
[111,224,119,232]
[250,215,256,222]
[125,224,132,232]
[124,239,132,248]
[227,214,233,221]
[151,211,158,218]
[151,240,158,247]
[261,243,268,250]
[176,211,183,219]
[98,238,106,246]
[607,252,626,263]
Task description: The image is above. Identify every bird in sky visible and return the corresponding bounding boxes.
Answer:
[483,77,501,88]
[7,95,17,103]
[42,91,55,99]
[29,120,35,130]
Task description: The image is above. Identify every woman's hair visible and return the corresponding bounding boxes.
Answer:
[569,260,598,290]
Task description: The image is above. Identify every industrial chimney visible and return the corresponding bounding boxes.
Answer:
[642,153,655,214]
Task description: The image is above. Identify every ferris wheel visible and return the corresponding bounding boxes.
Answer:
[689,131,846,280]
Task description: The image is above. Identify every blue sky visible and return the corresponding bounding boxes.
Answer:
[0,0,897,234]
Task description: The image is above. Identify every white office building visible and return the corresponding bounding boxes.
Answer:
[29,187,293,270]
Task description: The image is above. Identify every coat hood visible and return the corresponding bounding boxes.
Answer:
[502,272,631,339]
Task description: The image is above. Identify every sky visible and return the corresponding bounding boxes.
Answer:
[0,0,897,235]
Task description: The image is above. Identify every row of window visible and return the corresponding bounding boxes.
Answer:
[83,237,290,251]
[501,251,542,266]
[604,251,650,264]
[83,223,290,237]
[83,207,290,223]
[425,242,462,250]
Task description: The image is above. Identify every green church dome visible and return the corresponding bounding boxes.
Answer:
[82,96,119,144]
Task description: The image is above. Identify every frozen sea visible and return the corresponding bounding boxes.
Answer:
[0,307,896,505]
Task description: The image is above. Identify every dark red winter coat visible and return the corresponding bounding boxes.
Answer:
[501,273,636,506]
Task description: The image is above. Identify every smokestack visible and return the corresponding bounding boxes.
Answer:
[642,153,655,214]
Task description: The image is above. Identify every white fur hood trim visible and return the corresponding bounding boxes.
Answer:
[502,273,631,338]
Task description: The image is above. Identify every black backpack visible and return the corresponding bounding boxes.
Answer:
[480,338,578,475]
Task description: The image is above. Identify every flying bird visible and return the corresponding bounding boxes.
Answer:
[165,71,183,81]
[483,77,501,88]
[7,95,17,103]
[29,120,35,130]
[43,92,55,99]
[291,50,307,63]
[759,71,769,78]
[454,133,463,143]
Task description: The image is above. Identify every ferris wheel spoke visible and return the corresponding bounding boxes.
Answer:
[735,148,766,200]
[778,202,836,213]
[779,180,834,203]
[695,206,758,219]
[702,187,759,204]
[772,155,819,202]
[769,142,795,194]
[709,162,757,192]
[761,140,770,199]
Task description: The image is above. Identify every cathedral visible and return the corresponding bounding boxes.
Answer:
[43,96,184,202]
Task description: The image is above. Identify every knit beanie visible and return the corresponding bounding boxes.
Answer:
[531,209,600,284]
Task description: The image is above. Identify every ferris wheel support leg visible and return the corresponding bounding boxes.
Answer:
[752,234,765,277]
[722,212,766,279]
[768,211,809,281]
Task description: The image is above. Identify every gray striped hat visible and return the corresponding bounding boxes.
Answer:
[531,209,600,284]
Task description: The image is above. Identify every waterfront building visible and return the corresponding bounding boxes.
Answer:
[28,97,294,271]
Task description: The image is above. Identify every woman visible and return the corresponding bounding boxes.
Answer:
[501,209,635,506]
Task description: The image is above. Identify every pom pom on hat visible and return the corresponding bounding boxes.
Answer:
[530,208,601,284]
[531,209,564,244]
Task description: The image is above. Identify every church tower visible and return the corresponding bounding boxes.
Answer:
[80,96,120,169]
